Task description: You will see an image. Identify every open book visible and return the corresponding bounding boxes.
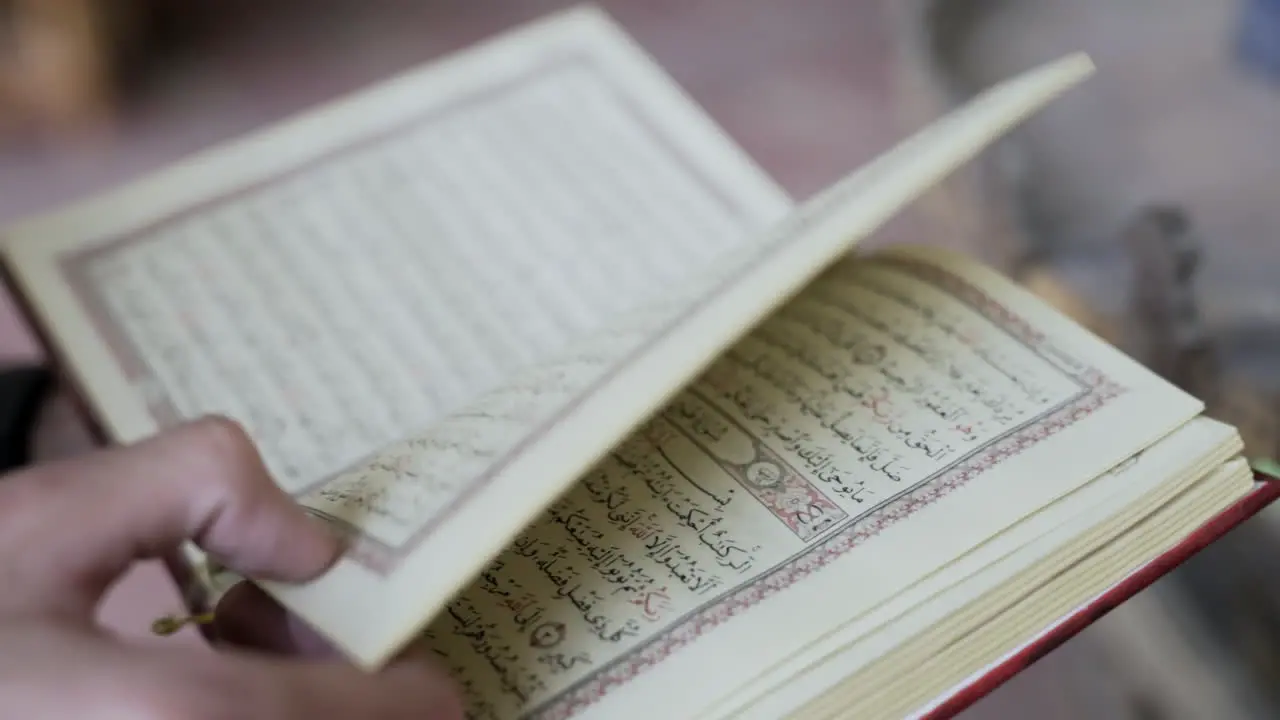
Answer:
[1,7,1275,719]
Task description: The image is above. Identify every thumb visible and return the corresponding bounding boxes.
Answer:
[0,416,340,616]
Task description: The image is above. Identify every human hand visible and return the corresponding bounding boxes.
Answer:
[0,417,463,720]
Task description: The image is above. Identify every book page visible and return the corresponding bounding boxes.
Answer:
[827,460,1251,720]
[721,416,1240,718]
[402,247,1201,720]
[257,53,1104,668]
[0,6,790,485]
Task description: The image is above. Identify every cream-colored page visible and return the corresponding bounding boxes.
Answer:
[852,461,1250,720]
[259,53,1101,669]
[401,248,1201,720]
[0,12,788,524]
[723,417,1239,719]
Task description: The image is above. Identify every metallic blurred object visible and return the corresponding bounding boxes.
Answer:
[1013,207,1209,376]
[1124,207,1209,385]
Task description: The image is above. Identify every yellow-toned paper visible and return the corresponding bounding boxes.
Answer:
[262,52,1105,673]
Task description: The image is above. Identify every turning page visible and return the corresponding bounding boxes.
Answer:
[261,54,1107,669]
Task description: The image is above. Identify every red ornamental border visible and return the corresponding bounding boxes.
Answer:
[534,260,1128,719]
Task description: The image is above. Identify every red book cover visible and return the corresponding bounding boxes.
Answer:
[916,472,1280,719]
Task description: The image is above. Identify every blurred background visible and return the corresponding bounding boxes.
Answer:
[5,0,1280,717]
